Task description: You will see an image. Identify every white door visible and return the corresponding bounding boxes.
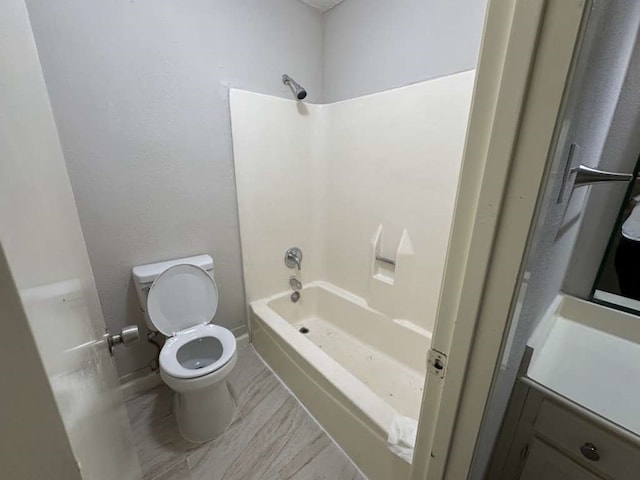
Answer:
[0,0,142,478]
[410,0,592,479]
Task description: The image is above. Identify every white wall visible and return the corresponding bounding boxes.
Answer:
[231,71,474,333]
[230,91,326,303]
[322,0,487,102]
[25,0,324,377]
[323,71,475,331]
[564,4,640,296]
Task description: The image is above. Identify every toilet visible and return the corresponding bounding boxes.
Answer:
[132,255,237,443]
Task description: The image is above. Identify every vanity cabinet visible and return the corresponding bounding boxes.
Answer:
[488,379,640,480]
[519,438,601,480]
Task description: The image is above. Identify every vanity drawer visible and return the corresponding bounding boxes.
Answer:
[534,400,640,480]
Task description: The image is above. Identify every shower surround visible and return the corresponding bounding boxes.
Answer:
[230,70,475,480]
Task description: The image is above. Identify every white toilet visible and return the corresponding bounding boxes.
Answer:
[132,255,237,443]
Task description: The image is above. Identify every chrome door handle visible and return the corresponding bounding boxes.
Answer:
[105,325,140,355]
[573,164,634,188]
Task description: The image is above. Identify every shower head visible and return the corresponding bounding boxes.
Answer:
[282,74,307,100]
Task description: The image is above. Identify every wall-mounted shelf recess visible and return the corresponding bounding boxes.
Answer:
[368,225,415,319]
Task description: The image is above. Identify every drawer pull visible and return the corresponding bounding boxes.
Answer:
[580,442,600,461]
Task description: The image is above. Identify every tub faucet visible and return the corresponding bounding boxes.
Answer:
[284,247,303,271]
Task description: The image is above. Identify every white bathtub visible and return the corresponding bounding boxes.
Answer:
[250,280,430,480]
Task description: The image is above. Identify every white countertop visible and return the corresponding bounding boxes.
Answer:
[528,295,640,436]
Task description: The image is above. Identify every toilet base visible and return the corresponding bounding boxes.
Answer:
[173,380,235,443]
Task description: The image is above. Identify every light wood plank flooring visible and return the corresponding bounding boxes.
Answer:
[125,344,366,480]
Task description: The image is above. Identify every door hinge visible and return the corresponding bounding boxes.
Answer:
[427,348,447,379]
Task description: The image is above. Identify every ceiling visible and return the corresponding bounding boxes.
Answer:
[299,0,345,13]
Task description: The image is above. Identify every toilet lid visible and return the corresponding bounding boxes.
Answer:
[147,264,218,336]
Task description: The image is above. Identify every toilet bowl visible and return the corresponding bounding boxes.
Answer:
[139,260,237,443]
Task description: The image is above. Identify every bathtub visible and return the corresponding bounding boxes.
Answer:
[250,280,430,480]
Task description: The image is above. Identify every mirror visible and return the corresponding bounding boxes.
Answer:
[592,165,640,313]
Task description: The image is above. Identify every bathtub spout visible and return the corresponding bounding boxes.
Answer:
[291,291,301,303]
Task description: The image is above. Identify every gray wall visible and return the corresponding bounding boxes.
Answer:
[25,0,486,379]
[322,0,487,102]
[25,0,323,377]
[473,1,640,477]
[564,22,640,297]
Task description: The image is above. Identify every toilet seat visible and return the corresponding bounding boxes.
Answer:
[160,324,236,379]
[147,264,219,336]
[148,264,236,379]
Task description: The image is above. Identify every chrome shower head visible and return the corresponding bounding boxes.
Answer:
[282,74,307,100]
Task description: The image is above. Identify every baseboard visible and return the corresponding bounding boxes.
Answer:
[235,332,250,347]
[231,324,249,342]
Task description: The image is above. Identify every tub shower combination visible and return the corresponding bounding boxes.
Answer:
[231,70,474,480]
[251,246,430,480]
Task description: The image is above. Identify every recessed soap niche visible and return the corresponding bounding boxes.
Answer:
[371,225,414,284]
[369,225,415,320]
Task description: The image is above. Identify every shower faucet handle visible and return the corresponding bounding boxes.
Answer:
[284,247,303,270]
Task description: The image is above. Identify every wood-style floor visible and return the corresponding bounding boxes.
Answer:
[125,344,366,480]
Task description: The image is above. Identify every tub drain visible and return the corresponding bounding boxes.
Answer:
[299,327,309,334]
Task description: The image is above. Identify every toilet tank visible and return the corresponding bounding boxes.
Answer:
[131,254,214,332]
